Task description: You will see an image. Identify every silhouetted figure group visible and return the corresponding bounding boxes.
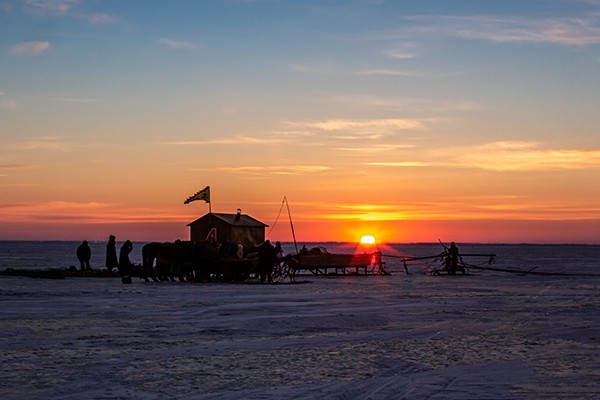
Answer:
[78,236,283,284]
[76,236,134,282]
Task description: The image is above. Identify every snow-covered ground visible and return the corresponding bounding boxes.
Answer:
[1,269,600,399]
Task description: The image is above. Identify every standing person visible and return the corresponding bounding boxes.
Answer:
[447,242,460,274]
[256,240,276,284]
[76,240,92,271]
[119,240,134,276]
[105,235,118,273]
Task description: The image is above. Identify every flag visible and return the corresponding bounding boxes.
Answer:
[184,186,210,204]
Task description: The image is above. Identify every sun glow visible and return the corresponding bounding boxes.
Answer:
[360,235,376,245]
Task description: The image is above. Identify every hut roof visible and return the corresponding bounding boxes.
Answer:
[187,212,268,227]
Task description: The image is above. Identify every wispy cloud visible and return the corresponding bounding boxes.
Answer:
[160,135,288,146]
[311,202,471,221]
[357,68,461,78]
[0,163,35,170]
[364,161,429,166]
[161,118,427,153]
[0,201,195,225]
[50,97,101,103]
[368,141,600,171]
[457,141,600,171]
[286,118,424,133]
[316,208,415,221]
[14,136,73,152]
[22,0,76,16]
[0,201,110,222]
[334,144,415,153]
[383,44,419,59]
[11,41,50,56]
[407,15,600,46]
[21,0,119,25]
[79,12,118,25]
[157,38,199,50]
[359,69,423,77]
[281,118,425,142]
[219,165,331,175]
[288,62,340,75]
[289,62,450,79]
[329,94,477,112]
[0,98,17,108]
[312,196,600,222]
[27,95,101,103]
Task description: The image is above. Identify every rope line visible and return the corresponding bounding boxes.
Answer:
[267,197,286,235]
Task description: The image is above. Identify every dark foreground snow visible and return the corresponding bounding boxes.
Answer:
[1,270,600,399]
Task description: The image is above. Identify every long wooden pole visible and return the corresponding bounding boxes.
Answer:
[284,196,298,253]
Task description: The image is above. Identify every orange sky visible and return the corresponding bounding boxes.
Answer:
[2,1,600,244]
[1,185,598,244]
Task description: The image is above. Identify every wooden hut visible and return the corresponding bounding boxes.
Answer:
[188,210,268,247]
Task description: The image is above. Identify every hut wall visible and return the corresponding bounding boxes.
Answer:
[190,218,231,243]
[189,216,264,246]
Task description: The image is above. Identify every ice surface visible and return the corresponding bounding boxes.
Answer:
[2,265,600,399]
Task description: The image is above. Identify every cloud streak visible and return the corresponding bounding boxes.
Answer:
[312,196,600,222]
[50,97,102,103]
[157,38,199,49]
[161,118,427,156]
[22,0,75,16]
[0,163,36,170]
[334,144,415,153]
[0,99,17,108]
[218,165,331,175]
[368,141,600,171]
[407,14,600,46]
[79,12,118,25]
[327,94,477,112]
[285,118,425,133]
[14,136,73,152]
[160,135,288,146]
[21,0,119,25]
[11,41,50,56]
[383,45,419,59]
[458,141,600,171]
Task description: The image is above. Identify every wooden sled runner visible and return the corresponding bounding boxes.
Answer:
[277,250,389,282]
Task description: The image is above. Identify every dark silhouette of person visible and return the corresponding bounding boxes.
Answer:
[119,240,134,276]
[274,241,283,259]
[76,240,91,271]
[256,240,277,284]
[105,235,118,272]
[447,242,461,274]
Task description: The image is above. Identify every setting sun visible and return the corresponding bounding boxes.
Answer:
[360,235,376,245]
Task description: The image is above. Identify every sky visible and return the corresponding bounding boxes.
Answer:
[1,0,600,244]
